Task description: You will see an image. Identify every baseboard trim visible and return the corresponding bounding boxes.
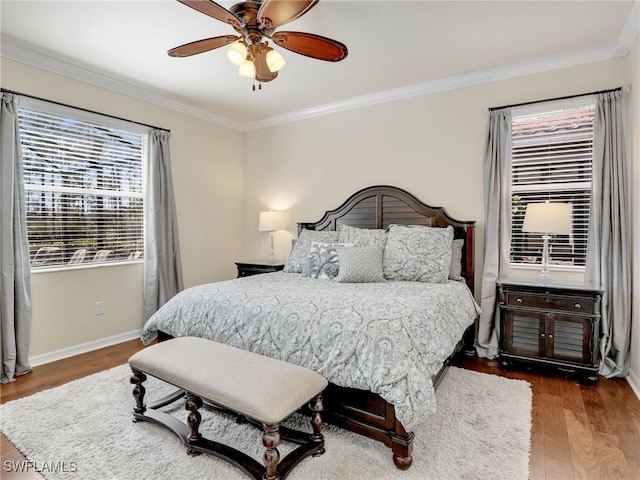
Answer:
[628,369,640,402]
[29,330,142,367]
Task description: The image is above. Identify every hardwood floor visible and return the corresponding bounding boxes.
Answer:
[1,339,639,479]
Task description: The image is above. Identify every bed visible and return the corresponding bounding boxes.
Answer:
[141,185,479,469]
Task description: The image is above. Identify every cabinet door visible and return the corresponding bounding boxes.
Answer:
[546,314,593,364]
[503,310,545,357]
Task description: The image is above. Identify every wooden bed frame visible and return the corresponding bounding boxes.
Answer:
[297,185,476,470]
[159,185,476,470]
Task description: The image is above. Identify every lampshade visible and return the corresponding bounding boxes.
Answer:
[227,42,248,66]
[522,202,572,234]
[238,59,256,78]
[259,211,285,232]
[266,48,286,72]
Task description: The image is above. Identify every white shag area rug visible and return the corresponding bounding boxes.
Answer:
[1,365,531,480]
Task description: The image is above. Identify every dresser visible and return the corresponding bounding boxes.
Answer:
[235,260,285,278]
[498,280,603,383]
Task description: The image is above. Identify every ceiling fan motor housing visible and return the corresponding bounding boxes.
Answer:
[229,1,274,46]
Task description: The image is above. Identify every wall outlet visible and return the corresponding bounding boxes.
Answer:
[95,301,104,315]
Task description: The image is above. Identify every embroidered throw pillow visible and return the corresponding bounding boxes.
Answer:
[301,242,353,279]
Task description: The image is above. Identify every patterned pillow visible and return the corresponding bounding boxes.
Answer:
[301,242,353,279]
[449,239,464,281]
[283,229,340,273]
[335,246,386,283]
[338,225,387,248]
[383,225,454,283]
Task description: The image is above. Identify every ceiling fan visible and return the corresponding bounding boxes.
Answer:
[169,0,348,88]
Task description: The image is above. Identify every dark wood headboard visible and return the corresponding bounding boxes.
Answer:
[298,185,476,293]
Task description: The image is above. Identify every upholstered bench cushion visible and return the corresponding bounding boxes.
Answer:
[128,337,328,424]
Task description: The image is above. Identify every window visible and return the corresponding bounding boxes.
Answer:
[510,100,595,268]
[18,102,146,269]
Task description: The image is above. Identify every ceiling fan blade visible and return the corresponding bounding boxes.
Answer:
[177,0,244,28]
[254,49,278,83]
[271,32,348,62]
[258,0,319,29]
[168,35,240,57]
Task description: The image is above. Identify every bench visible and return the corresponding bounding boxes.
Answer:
[128,337,328,480]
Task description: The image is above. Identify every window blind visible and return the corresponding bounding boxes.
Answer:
[510,104,594,267]
[19,107,145,268]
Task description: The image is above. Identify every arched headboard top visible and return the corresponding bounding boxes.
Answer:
[297,185,476,292]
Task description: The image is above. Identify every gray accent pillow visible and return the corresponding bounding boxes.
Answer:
[283,229,340,273]
[449,238,464,281]
[337,224,387,248]
[383,225,454,283]
[335,246,386,283]
[301,242,353,279]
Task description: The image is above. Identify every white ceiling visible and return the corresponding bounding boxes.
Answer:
[1,1,638,130]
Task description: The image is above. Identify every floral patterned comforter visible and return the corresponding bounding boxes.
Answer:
[141,272,480,430]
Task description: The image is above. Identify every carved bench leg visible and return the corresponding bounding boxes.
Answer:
[309,393,325,456]
[185,393,204,456]
[130,369,147,418]
[262,422,282,480]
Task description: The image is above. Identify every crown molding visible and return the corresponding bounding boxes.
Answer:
[3,3,637,134]
[0,36,244,131]
[618,1,640,50]
[244,40,631,131]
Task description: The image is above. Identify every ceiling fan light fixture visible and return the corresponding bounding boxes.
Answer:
[169,0,348,86]
[266,48,286,72]
[238,59,256,78]
[227,41,248,66]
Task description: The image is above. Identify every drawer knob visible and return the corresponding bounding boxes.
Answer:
[574,303,582,310]
[540,333,545,338]
[516,297,523,304]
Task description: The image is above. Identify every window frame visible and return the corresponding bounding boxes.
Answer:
[509,97,595,273]
[18,98,148,272]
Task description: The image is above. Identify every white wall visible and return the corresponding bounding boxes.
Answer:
[2,58,245,358]
[243,57,629,292]
[242,54,638,385]
[3,37,637,385]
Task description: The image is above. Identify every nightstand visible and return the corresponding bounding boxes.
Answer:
[235,260,285,278]
[498,280,604,383]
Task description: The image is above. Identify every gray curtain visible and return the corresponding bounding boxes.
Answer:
[476,109,513,358]
[0,93,32,383]
[585,90,631,378]
[144,129,183,322]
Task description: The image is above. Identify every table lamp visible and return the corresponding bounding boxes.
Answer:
[259,211,285,264]
[522,202,572,285]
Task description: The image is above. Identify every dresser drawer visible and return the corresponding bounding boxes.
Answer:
[505,292,595,314]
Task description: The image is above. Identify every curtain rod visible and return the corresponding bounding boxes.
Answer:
[487,85,628,112]
[1,88,171,133]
